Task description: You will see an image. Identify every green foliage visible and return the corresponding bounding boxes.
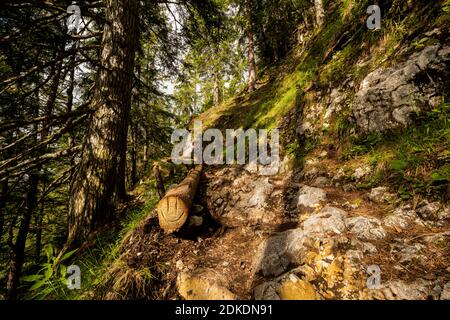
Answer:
[364,101,450,200]
[21,245,78,300]
[173,0,248,119]
[248,0,311,65]
[442,0,450,13]
[341,134,382,160]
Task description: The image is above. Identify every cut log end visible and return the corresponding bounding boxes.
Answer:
[157,196,190,233]
[156,165,202,234]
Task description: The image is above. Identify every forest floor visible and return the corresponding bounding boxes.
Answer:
[110,155,450,300]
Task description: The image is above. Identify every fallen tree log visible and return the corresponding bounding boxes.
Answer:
[157,165,203,234]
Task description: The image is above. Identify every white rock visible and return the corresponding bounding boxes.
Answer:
[383,206,417,229]
[297,185,326,209]
[397,243,426,264]
[354,166,371,179]
[333,168,346,181]
[254,281,280,300]
[248,178,274,208]
[312,176,329,187]
[346,216,386,240]
[380,279,432,300]
[368,187,395,204]
[254,229,306,277]
[416,200,443,221]
[303,206,348,235]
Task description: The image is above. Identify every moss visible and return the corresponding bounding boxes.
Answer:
[346,101,450,200]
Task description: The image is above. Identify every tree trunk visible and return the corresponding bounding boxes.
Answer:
[153,164,166,200]
[34,201,44,264]
[67,42,77,183]
[116,126,129,200]
[130,121,138,187]
[247,20,257,93]
[157,165,202,234]
[0,179,7,241]
[143,126,149,173]
[314,0,325,27]
[67,0,138,248]
[213,70,221,106]
[7,172,38,300]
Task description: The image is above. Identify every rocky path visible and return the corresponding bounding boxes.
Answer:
[167,161,450,300]
[155,44,450,301]
[118,160,449,300]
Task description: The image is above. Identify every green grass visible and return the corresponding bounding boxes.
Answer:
[19,178,163,300]
[345,101,450,200]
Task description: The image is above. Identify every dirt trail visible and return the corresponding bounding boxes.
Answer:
[117,162,450,300]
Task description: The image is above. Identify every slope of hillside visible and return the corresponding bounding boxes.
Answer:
[87,0,450,300]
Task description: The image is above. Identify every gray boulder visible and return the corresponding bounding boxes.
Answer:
[353,45,450,133]
[253,229,306,277]
[303,206,348,235]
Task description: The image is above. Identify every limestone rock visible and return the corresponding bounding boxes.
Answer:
[206,172,281,227]
[346,216,386,240]
[354,166,371,180]
[278,276,320,300]
[416,200,449,222]
[332,168,346,182]
[248,177,274,208]
[383,206,417,229]
[396,243,427,265]
[368,186,396,204]
[311,176,330,187]
[376,279,433,300]
[303,206,348,235]
[254,273,320,300]
[297,185,326,209]
[254,229,306,277]
[177,271,236,300]
[254,281,280,300]
[353,45,450,133]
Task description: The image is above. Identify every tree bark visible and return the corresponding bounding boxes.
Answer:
[213,70,221,106]
[157,165,202,234]
[67,0,138,248]
[247,14,257,93]
[67,40,77,183]
[153,164,166,200]
[130,121,138,187]
[0,179,7,241]
[314,0,325,27]
[143,126,150,172]
[34,201,44,264]
[6,172,38,300]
